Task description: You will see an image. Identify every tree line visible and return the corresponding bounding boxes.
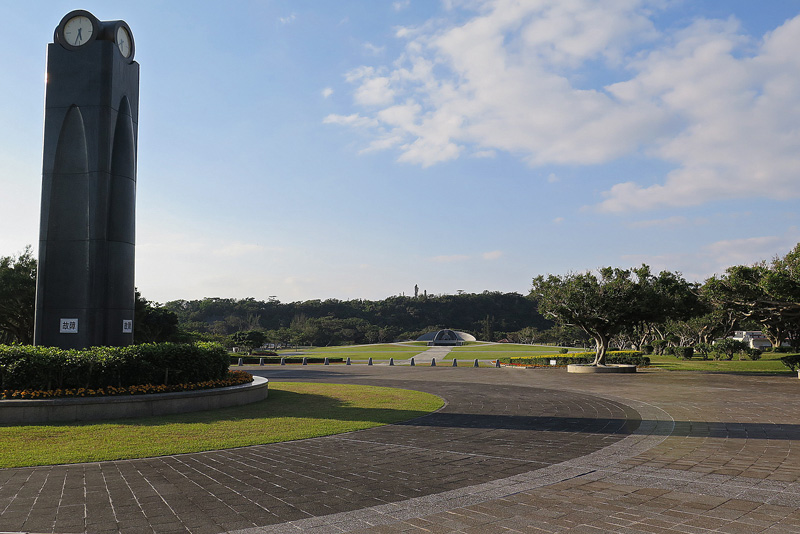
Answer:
[532,243,800,365]
[2,243,799,353]
[163,291,552,346]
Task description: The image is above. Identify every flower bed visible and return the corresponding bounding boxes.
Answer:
[0,370,253,400]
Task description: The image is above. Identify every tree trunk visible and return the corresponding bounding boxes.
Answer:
[762,323,785,349]
[592,333,609,366]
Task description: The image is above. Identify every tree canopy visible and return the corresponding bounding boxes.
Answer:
[0,247,37,344]
[165,291,551,345]
[532,266,698,365]
[704,243,800,348]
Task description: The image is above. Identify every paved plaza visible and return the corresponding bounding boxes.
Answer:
[1,364,800,533]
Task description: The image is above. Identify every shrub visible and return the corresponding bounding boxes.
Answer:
[651,339,668,355]
[676,346,693,360]
[712,338,748,361]
[780,354,800,371]
[558,348,568,354]
[0,343,229,391]
[694,342,712,360]
[642,345,654,355]
[498,351,649,367]
[746,348,762,361]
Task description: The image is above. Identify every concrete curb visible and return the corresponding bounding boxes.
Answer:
[0,376,269,424]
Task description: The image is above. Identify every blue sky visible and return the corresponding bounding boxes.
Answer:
[2,1,800,303]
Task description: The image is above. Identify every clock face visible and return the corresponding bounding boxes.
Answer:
[63,16,93,47]
[116,26,132,58]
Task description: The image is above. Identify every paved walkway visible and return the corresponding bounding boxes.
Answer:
[405,346,453,364]
[1,366,800,533]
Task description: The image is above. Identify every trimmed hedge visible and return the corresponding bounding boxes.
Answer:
[0,342,229,391]
[498,350,649,367]
[780,354,800,371]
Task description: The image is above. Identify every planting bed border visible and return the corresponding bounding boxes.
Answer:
[567,364,637,374]
[0,376,269,425]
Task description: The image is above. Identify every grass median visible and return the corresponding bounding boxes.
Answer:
[0,382,443,468]
[646,352,796,373]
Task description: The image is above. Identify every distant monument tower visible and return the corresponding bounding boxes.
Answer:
[34,10,139,348]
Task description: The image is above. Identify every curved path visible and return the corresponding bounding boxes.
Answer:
[1,366,800,533]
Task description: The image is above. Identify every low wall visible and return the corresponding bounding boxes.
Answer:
[567,364,637,374]
[0,376,269,425]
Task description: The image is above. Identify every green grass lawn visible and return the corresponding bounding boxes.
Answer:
[647,352,796,374]
[282,344,428,360]
[451,343,582,354]
[0,382,443,468]
[270,342,583,361]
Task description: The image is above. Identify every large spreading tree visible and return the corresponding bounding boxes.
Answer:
[704,243,800,348]
[531,265,696,365]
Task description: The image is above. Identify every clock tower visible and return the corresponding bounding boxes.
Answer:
[34,10,139,349]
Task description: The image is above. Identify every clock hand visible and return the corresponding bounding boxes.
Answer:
[75,27,83,45]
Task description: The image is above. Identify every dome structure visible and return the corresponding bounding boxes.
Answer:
[416,329,476,346]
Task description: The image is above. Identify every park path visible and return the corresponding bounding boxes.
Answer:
[404,345,452,364]
[2,366,800,533]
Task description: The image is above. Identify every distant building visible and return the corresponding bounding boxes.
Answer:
[416,329,477,346]
[730,331,775,349]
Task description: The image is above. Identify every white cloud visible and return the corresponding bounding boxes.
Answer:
[620,234,800,282]
[598,16,800,211]
[322,113,379,128]
[331,0,665,168]
[345,66,395,106]
[547,173,560,183]
[279,14,296,25]
[703,236,786,269]
[393,0,411,11]
[553,217,564,224]
[364,42,385,55]
[482,250,503,260]
[321,87,334,98]
[327,1,800,210]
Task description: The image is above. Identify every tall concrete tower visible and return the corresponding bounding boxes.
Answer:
[34,10,139,348]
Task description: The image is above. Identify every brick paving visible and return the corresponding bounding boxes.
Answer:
[1,365,800,533]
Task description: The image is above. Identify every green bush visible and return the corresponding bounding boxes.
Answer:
[738,347,762,361]
[712,338,749,361]
[251,350,278,356]
[498,350,649,367]
[0,342,229,391]
[694,342,712,360]
[781,354,800,371]
[558,348,569,354]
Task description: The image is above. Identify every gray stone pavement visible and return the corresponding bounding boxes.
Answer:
[2,365,800,533]
[405,346,452,364]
